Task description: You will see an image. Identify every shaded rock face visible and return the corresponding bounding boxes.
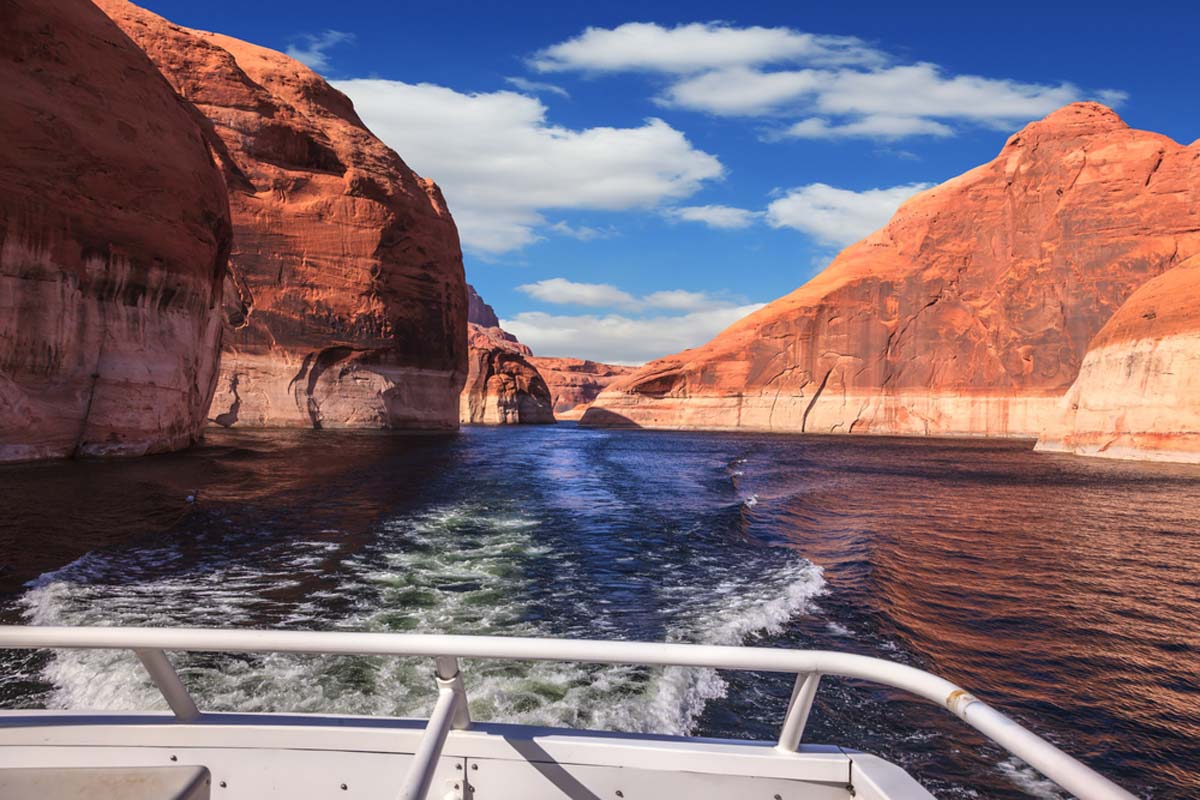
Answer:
[586,103,1200,436]
[1037,256,1200,463]
[528,357,636,419]
[466,284,501,328]
[460,324,554,425]
[100,0,467,431]
[0,0,231,463]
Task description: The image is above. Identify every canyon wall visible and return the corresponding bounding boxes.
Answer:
[460,324,554,425]
[1036,256,1200,463]
[528,358,636,419]
[0,0,231,462]
[585,103,1200,437]
[467,283,501,328]
[459,285,627,423]
[101,0,467,431]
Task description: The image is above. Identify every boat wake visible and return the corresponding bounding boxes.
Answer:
[15,500,826,737]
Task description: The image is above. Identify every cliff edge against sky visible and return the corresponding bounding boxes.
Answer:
[101,0,468,431]
[585,103,1200,441]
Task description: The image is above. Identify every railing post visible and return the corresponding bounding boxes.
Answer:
[397,657,466,800]
[435,655,471,730]
[776,672,820,752]
[134,648,200,723]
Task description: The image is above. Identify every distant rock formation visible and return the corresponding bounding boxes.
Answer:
[461,284,629,421]
[467,284,501,328]
[528,357,636,419]
[586,103,1200,437]
[1037,256,1200,463]
[0,0,231,462]
[100,0,467,431]
[460,324,554,425]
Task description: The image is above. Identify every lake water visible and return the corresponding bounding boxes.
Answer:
[0,425,1197,798]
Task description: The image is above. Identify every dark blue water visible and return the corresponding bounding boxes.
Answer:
[0,425,1197,798]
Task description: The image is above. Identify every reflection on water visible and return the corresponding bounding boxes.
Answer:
[0,425,1197,799]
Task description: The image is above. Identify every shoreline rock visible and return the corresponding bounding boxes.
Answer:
[0,0,231,462]
[1037,256,1200,463]
[528,357,636,419]
[585,103,1200,439]
[100,0,468,432]
[460,324,554,425]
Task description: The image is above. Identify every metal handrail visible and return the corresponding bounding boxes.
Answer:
[0,626,1136,800]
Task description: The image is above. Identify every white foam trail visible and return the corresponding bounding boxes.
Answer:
[826,622,852,637]
[996,757,1068,799]
[611,558,825,735]
[18,501,826,738]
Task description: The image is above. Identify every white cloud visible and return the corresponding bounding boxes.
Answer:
[505,76,570,98]
[664,64,1117,134]
[641,289,738,311]
[548,221,612,241]
[784,115,954,140]
[667,205,761,229]
[660,67,823,116]
[334,80,723,254]
[518,278,637,308]
[501,304,766,364]
[765,182,932,247]
[531,22,881,74]
[285,30,354,73]
[536,24,1126,139]
[518,277,745,313]
[811,64,1092,126]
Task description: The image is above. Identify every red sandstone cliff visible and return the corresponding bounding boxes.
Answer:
[460,324,554,425]
[585,103,1200,436]
[100,0,467,431]
[1036,255,1200,463]
[463,286,629,420]
[528,357,636,419]
[0,0,231,462]
[467,283,501,329]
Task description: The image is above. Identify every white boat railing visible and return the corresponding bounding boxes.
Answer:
[0,626,1136,800]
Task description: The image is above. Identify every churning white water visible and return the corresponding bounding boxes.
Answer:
[19,500,826,736]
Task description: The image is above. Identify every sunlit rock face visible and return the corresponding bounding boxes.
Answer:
[100,0,467,431]
[460,324,554,425]
[586,103,1200,436]
[0,0,232,463]
[1037,256,1200,463]
[528,357,636,419]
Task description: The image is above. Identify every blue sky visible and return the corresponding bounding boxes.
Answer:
[143,0,1199,364]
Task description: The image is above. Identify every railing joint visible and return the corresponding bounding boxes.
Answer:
[134,647,200,723]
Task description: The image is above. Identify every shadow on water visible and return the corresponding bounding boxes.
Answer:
[0,425,1197,799]
[0,429,461,595]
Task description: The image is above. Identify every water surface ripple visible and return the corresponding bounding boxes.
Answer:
[0,425,1197,799]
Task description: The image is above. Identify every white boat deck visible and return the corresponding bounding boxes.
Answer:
[0,626,1137,799]
[0,710,920,799]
